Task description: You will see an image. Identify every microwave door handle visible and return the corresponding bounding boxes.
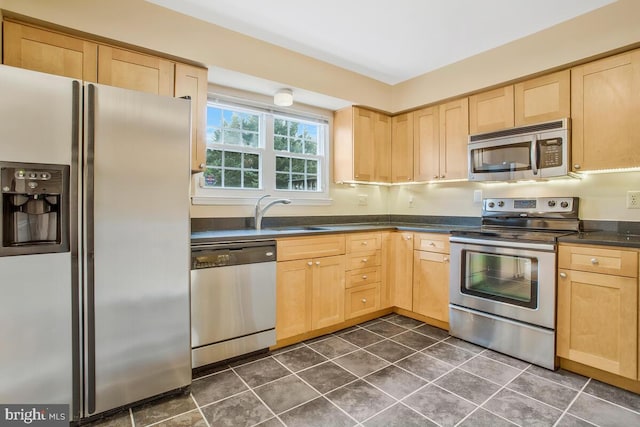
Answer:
[531,135,539,175]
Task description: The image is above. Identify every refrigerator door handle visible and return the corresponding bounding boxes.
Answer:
[85,84,97,415]
[71,80,82,420]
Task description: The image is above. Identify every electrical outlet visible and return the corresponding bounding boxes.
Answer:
[358,194,368,206]
[627,191,640,209]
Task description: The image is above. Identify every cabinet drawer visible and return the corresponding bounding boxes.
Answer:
[346,232,382,253]
[346,266,380,288]
[346,250,381,270]
[414,232,450,253]
[558,245,638,278]
[345,283,380,319]
[277,235,345,261]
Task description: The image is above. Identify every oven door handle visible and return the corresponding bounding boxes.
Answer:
[449,236,555,251]
[531,135,539,176]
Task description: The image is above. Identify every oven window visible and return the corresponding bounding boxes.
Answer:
[461,250,538,309]
[471,141,532,173]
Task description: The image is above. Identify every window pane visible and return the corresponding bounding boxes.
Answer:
[244,153,259,170]
[223,129,241,145]
[225,169,242,187]
[275,173,290,190]
[203,168,221,187]
[207,149,222,167]
[276,156,290,172]
[290,139,303,153]
[242,132,259,147]
[307,160,318,174]
[304,140,318,155]
[228,113,242,129]
[224,151,242,168]
[244,171,259,188]
[274,119,287,136]
[292,174,305,190]
[274,136,288,151]
[291,158,305,173]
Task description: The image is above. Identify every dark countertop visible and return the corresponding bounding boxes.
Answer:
[191,222,477,245]
[559,231,640,249]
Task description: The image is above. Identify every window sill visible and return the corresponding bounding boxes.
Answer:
[191,195,333,206]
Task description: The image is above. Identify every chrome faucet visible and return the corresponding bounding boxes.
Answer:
[254,195,291,230]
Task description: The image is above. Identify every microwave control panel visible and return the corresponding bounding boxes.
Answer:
[538,138,563,169]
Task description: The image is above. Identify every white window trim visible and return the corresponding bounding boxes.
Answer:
[192,97,333,206]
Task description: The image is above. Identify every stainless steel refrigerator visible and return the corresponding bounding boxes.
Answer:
[0,64,192,420]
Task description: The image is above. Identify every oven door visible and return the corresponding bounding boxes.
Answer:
[449,238,556,328]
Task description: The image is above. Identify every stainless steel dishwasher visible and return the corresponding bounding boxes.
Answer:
[190,240,276,368]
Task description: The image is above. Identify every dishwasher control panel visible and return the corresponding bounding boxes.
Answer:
[191,241,277,270]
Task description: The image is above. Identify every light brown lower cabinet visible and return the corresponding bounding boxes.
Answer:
[276,255,345,341]
[412,250,450,323]
[389,232,414,310]
[557,244,639,380]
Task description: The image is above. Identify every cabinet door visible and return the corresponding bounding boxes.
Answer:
[514,69,570,126]
[353,107,376,181]
[175,63,208,172]
[312,255,345,330]
[557,269,638,379]
[469,85,514,134]
[374,112,392,182]
[276,259,312,340]
[3,21,97,81]
[98,46,175,96]
[389,233,414,310]
[413,251,450,323]
[391,112,414,182]
[413,106,440,181]
[571,49,640,171]
[439,98,469,180]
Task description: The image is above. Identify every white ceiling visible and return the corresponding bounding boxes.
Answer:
[148,0,614,85]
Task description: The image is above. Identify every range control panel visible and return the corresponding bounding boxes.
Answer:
[483,197,578,217]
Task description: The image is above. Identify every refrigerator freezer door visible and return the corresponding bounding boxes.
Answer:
[84,84,191,415]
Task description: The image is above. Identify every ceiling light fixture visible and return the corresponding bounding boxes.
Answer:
[274,88,293,107]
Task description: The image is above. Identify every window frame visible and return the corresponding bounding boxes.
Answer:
[192,100,332,206]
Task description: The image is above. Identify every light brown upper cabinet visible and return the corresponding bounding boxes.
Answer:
[391,112,414,182]
[469,85,514,134]
[334,107,391,183]
[514,69,570,126]
[98,46,174,96]
[470,70,570,134]
[3,20,97,81]
[571,49,640,172]
[3,19,209,174]
[414,98,469,181]
[175,63,209,172]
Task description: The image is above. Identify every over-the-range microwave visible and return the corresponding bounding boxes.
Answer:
[468,118,570,182]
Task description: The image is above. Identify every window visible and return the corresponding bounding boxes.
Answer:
[195,101,330,205]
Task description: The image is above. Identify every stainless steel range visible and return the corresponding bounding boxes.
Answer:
[449,197,581,370]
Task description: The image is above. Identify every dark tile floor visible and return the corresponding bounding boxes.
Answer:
[88,315,640,427]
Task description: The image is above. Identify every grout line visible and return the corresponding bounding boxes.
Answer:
[129,408,135,427]
[228,364,282,425]
[190,393,211,427]
[552,378,595,427]
[523,366,589,392]
[570,382,640,417]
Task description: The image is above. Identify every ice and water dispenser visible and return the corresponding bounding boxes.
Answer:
[0,162,69,256]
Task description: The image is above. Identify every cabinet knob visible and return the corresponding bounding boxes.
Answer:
[590,258,599,265]
[362,275,368,279]
[361,241,368,245]
[574,164,581,170]
[361,298,367,304]
[307,261,313,266]
[433,175,439,179]
[315,261,321,266]
[440,175,445,179]
[361,258,368,263]
[429,242,436,246]
[443,257,449,262]
[559,272,567,278]
[405,235,412,240]
[199,163,206,169]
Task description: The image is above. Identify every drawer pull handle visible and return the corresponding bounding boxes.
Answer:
[362,258,368,263]
[307,261,313,266]
[361,298,367,304]
[590,258,599,265]
[559,272,567,278]
[362,275,368,279]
